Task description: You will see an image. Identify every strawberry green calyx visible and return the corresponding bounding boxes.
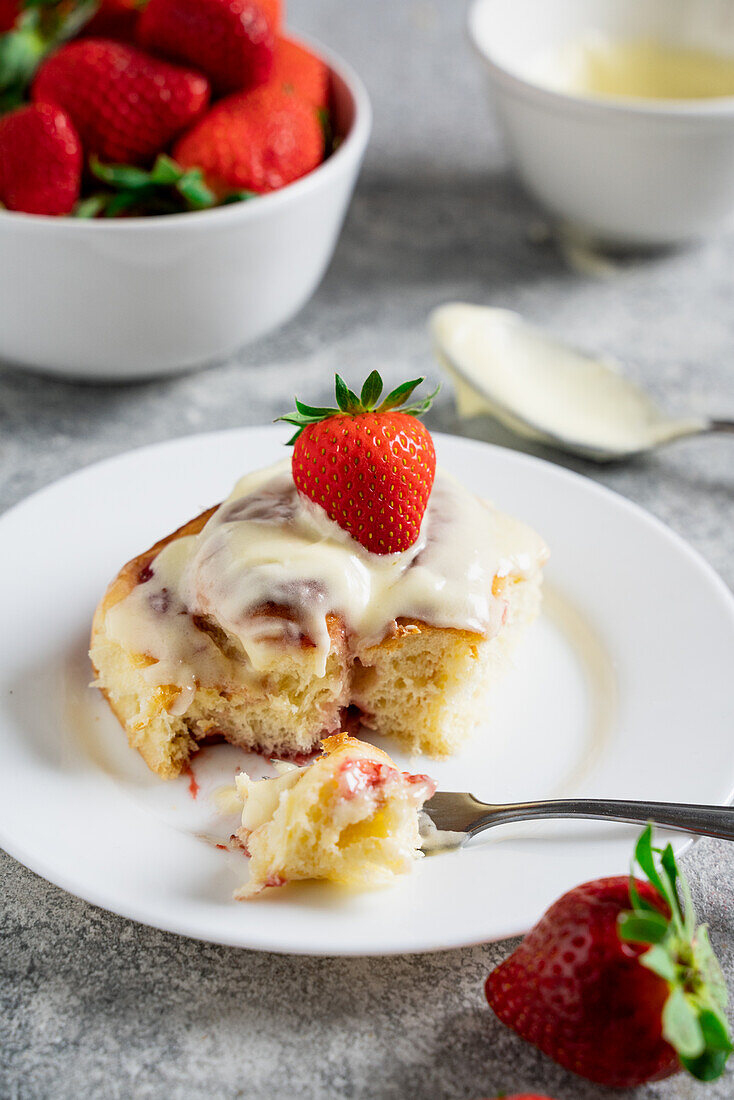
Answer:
[277,370,439,445]
[618,825,732,1082]
[75,154,257,218]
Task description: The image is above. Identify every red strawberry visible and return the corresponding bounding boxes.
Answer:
[81,0,140,43]
[486,827,732,1088]
[278,372,437,555]
[0,103,81,215]
[270,36,329,109]
[32,39,209,165]
[174,83,323,194]
[138,0,279,95]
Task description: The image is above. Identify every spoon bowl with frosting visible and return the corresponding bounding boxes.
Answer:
[432,303,732,462]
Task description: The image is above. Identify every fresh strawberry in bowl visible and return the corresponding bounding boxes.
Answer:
[270,35,329,109]
[138,0,280,94]
[174,82,325,195]
[485,826,732,1088]
[32,38,210,164]
[0,102,81,214]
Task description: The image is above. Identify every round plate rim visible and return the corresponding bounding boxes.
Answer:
[1,425,733,955]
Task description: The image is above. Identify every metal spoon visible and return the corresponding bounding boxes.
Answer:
[420,791,734,850]
[431,303,734,462]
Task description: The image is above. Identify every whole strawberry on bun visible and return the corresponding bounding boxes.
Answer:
[278,371,437,555]
[486,826,732,1088]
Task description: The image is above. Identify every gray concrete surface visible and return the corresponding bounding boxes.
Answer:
[1,2,733,1097]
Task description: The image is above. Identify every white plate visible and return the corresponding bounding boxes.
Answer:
[1,428,733,955]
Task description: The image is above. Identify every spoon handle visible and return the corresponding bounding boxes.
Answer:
[464,798,734,841]
[707,419,734,435]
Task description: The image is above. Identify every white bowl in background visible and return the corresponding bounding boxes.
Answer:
[0,38,371,381]
[469,0,734,246]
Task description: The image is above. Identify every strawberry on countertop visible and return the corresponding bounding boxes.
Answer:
[138,0,279,95]
[174,82,323,194]
[278,372,438,555]
[32,38,209,164]
[486,826,732,1088]
[0,102,81,213]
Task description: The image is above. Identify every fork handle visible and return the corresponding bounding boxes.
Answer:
[708,419,734,435]
[466,799,734,841]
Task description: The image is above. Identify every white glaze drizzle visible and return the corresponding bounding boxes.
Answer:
[104,460,547,699]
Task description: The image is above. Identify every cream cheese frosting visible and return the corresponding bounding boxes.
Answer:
[104,459,547,704]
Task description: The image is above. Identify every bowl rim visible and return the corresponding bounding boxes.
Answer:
[468,0,734,119]
[0,31,372,232]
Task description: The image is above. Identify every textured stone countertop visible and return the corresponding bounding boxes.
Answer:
[1,2,733,1098]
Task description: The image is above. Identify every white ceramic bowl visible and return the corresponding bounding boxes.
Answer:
[469,0,734,246]
[0,38,371,380]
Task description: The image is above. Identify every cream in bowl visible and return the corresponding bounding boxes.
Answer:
[528,37,734,103]
[468,0,734,245]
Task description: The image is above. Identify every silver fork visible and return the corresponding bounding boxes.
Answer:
[420,792,734,849]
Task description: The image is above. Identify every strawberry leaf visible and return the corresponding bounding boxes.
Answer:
[680,1010,734,1081]
[277,373,438,442]
[633,825,667,899]
[148,154,182,186]
[105,189,142,217]
[620,826,732,1083]
[334,373,351,413]
[402,383,441,416]
[693,925,729,1012]
[176,168,215,209]
[360,370,383,410]
[86,154,225,217]
[294,399,336,417]
[90,157,151,190]
[663,987,704,1059]
[618,910,669,945]
[377,378,425,413]
[639,943,677,982]
[334,374,361,414]
[221,189,258,204]
[0,20,46,110]
[659,842,686,929]
[73,193,108,218]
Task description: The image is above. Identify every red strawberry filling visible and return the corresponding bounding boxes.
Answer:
[337,758,436,802]
[337,758,395,800]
